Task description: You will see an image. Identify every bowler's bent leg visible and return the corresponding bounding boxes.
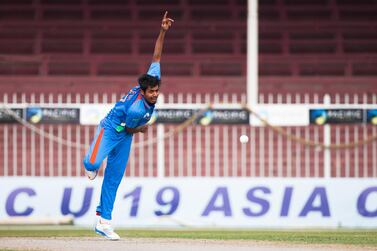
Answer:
[83,125,117,172]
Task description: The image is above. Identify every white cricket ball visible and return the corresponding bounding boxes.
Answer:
[239,134,249,144]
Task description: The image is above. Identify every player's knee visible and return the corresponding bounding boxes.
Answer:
[83,157,101,171]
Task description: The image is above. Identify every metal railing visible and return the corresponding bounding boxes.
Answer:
[1,92,377,104]
[1,123,376,178]
[0,92,376,178]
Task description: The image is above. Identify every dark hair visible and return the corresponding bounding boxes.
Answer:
[138,74,160,92]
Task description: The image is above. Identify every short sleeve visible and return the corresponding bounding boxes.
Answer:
[147,62,161,80]
[125,108,143,129]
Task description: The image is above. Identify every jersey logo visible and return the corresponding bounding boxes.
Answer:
[144,113,150,120]
[116,122,126,132]
[119,88,137,102]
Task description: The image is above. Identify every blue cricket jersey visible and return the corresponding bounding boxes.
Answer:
[101,62,160,134]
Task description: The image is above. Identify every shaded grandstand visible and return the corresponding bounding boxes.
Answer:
[0,0,375,102]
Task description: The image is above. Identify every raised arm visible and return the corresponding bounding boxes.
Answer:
[152,11,174,62]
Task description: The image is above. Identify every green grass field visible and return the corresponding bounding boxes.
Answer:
[0,226,376,247]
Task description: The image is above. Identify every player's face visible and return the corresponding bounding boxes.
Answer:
[142,85,160,104]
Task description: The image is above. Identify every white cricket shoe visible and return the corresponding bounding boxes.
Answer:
[95,219,120,240]
[85,169,98,180]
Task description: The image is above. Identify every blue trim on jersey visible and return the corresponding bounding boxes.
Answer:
[102,86,155,132]
[101,62,159,132]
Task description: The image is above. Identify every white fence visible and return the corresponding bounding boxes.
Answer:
[2,92,377,104]
[0,93,376,178]
[1,124,376,178]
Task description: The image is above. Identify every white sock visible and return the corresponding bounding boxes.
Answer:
[100,217,111,225]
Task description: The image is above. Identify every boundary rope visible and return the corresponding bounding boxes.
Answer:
[1,103,376,150]
[243,104,377,150]
[0,104,210,149]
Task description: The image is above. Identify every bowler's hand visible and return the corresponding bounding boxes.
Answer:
[138,125,149,133]
[161,11,174,31]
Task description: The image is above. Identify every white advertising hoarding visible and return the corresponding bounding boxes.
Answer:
[0,177,376,228]
[250,105,309,126]
[78,104,310,126]
[80,104,112,125]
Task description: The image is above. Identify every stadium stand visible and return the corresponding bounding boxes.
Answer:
[0,0,376,101]
[0,0,376,179]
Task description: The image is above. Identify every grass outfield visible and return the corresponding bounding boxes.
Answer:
[0,226,376,247]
